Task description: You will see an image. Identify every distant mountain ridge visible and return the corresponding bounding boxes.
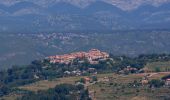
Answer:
[0,0,170,32]
[0,0,169,10]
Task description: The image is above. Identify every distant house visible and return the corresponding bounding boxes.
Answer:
[64,70,82,76]
[75,82,84,86]
[87,68,97,74]
[101,77,110,82]
[71,70,82,76]
[141,80,149,85]
[125,66,138,73]
[141,76,149,85]
[84,77,92,84]
[64,71,71,75]
[165,79,170,86]
[119,66,138,74]
[34,74,40,79]
[162,75,170,86]
[47,49,109,65]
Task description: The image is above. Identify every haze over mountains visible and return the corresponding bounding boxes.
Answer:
[0,0,170,32]
[0,0,170,69]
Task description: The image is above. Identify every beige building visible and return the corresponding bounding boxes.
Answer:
[48,49,109,64]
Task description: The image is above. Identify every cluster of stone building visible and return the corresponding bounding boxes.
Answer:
[64,68,97,77]
[47,49,109,64]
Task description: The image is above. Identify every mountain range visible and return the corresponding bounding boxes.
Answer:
[0,0,170,32]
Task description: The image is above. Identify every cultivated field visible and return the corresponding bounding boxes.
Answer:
[19,76,84,92]
[88,72,170,100]
[2,72,170,100]
[145,61,170,72]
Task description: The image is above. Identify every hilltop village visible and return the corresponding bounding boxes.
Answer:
[2,49,170,100]
[47,49,109,65]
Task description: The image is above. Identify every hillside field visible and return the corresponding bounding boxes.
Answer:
[1,72,169,100]
[144,61,170,72]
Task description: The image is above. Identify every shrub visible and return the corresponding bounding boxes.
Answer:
[149,79,165,88]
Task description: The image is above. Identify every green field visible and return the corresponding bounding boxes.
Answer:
[19,76,84,92]
[88,73,170,100]
[145,61,170,72]
[2,73,167,100]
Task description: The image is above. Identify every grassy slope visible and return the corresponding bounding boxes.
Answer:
[1,94,20,100]
[88,73,170,100]
[10,72,170,100]
[18,76,84,92]
[0,34,45,69]
[145,61,170,72]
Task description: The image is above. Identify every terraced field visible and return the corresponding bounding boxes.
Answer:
[88,73,170,100]
[10,72,170,100]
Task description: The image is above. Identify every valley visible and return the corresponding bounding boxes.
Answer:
[0,0,170,100]
[1,31,170,69]
[1,49,170,99]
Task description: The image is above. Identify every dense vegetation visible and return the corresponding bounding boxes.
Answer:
[20,84,91,100]
[149,79,165,88]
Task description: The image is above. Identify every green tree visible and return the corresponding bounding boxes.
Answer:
[155,67,161,72]
[149,79,164,88]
